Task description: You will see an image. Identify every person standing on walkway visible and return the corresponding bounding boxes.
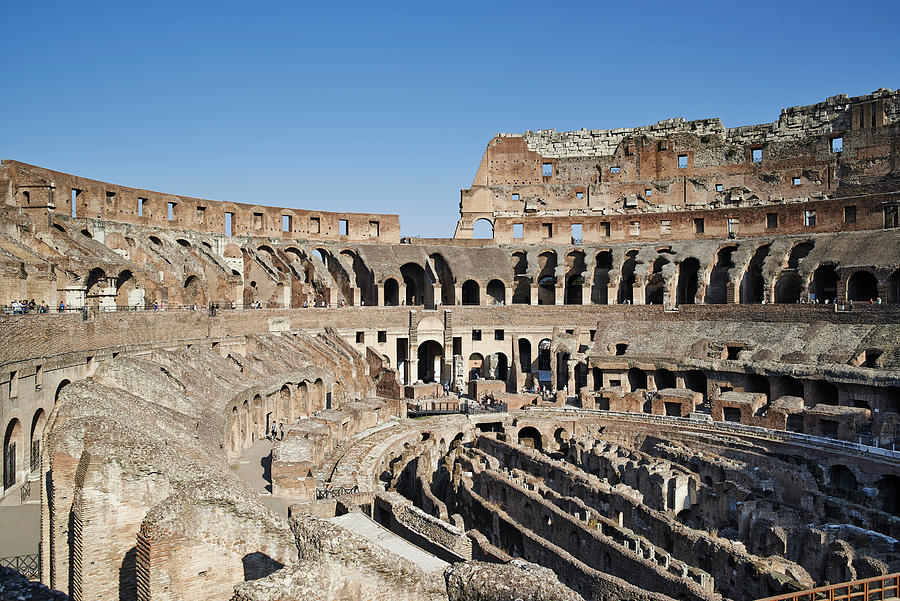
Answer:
[278,421,284,440]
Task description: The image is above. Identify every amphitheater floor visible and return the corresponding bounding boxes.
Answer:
[328,512,449,573]
[230,437,288,518]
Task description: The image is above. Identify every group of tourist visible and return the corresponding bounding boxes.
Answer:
[6,299,49,314]
[268,421,285,441]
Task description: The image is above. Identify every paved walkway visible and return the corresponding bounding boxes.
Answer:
[0,502,40,559]
[229,438,288,517]
[329,512,448,573]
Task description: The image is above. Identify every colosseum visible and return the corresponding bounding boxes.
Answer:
[1,89,898,601]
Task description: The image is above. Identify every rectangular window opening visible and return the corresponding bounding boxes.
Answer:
[728,217,739,235]
[225,212,234,236]
[106,191,116,203]
[472,329,482,341]
[792,176,801,186]
[571,223,582,244]
[512,193,520,201]
[844,206,857,223]
[660,220,671,234]
[369,220,380,237]
[715,183,724,192]
[766,213,778,229]
[282,215,292,233]
[644,188,653,196]
[494,329,504,341]
[339,219,349,236]
[694,217,705,234]
[196,206,206,223]
[601,221,611,237]
[576,191,584,199]
[542,163,553,177]
[678,154,688,169]
[71,189,81,218]
[138,197,147,217]
[542,223,552,238]
[167,202,176,221]
[34,364,42,389]
[751,148,763,163]
[355,331,365,344]
[831,137,843,153]
[610,166,621,174]
[377,330,387,343]
[884,206,898,229]
[253,212,263,230]
[804,210,817,227]
[629,221,641,236]
[310,216,321,234]
[513,223,524,239]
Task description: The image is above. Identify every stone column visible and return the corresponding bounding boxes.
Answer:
[351,287,361,306]
[555,285,564,305]
[607,283,617,305]
[505,285,513,306]
[582,284,591,305]
[376,283,384,306]
[400,283,408,306]
[432,283,441,308]
[454,283,463,305]
[632,283,645,305]
[530,284,539,305]
[407,310,418,385]
[442,310,453,384]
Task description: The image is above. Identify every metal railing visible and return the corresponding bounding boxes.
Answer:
[19,479,31,504]
[0,553,40,580]
[755,572,898,601]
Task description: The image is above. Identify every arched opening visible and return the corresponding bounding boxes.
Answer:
[676,258,700,305]
[468,353,484,381]
[54,379,70,404]
[787,241,814,269]
[461,280,480,305]
[518,426,543,450]
[183,274,206,306]
[84,267,107,307]
[29,409,46,474]
[489,352,509,382]
[177,238,192,249]
[591,251,613,304]
[512,278,530,304]
[592,367,603,391]
[417,341,443,383]
[115,270,135,306]
[705,246,737,304]
[847,270,878,302]
[628,368,648,391]
[400,263,431,306]
[553,427,569,453]
[430,254,456,306]
[383,278,400,306]
[684,370,707,398]
[774,271,803,303]
[341,249,375,306]
[486,279,505,305]
[537,339,551,378]
[556,352,570,391]
[472,218,494,239]
[518,338,532,373]
[655,369,676,390]
[810,265,839,303]
[828,465,857,492]
[746,374,770,400]
[876,475,900,515]
[645,274,665,305]
[884,269,900,304]
[538,252,557,305]
[565,251,586,305]
[618,251,638,304]
[4,419,22,490]
[512,251,528,275]
[278,387,290,425]
[574,362,587,391]
[740,245,770,304]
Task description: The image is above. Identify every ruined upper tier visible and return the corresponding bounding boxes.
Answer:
[456,88,900,242]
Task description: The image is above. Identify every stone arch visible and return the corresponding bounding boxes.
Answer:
[115,270,135,306]
[537,251,557,305]
[400,263,430,306]
[778,375,804,400]
[746,374,770,400]
[786,240,814,269]
[517,426,543,451]
[655,369,676,390]
[312,379,326,411]
[4,418,22,490]
[468,353,484,381]
[774,271,803,303]
[230,407,240,455]
[676,258,701,305]
[279,386,290,424]
[489,352,509,382]
[430,253,456,306]
[683,370,707,398]
[705,245,737,304]
[383,278,400,306]
[553,427,569,452]
[461,280,480,305]
[740,244,770,304]
[518,338,532,373]
[30,408,47,473]
[591,251,613,304]
[618,250,638,304]
[183,274,206,306]
[887,269,900,303]
[340,249,375,306]
[241,400,251,448]
[810,264,839,303]
[55,379,71,404]
[512,278,530,304]
[628,368,648,392]
[472,218,494,239]
[847,270,878,302]
[417,341,443,383]
[828,464,857,492]
[486,279,505,305]
[537,339,551,373]
[565,250,586,305]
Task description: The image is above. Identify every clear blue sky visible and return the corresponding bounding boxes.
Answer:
[2,0,898,237]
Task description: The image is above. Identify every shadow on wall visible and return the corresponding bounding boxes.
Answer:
[242,551,284,581]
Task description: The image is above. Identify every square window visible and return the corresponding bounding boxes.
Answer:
[542,163,553,177]
[355,331,365,344]
[576,191,584,199]
[644,188,652,196]
[513,223,524,238]
[494,329,504,341]
[844,206,857,223]
[751,148,763,163]
[831,137,843,153]
[472,329,482,341]
[792,176,801,186]
[601,221,610,237]
[694,218,705,234]
[377,330,387,343]
[610,166,621,174]
[728,217,739,234]
[339,219,349,236]
[660,220,671,234]
[804,210,816,227]
[715,183,723,192]
[678,154,688,168]
[766,213,778,229]
[542,223,552,238]
[512,193,519,201]
[629,221,641,236]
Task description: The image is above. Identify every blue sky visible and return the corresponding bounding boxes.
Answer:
[2,1,898,237]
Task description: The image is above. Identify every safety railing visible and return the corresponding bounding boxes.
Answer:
[0,553,40,580]
[755,572,899,601]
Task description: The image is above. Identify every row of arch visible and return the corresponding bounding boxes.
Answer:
[3,380,68,492]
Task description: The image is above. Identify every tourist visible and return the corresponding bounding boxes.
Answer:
[58,301,65,313]
[39,300,48,313]
[278,422,284,440]
[271,423,278,440]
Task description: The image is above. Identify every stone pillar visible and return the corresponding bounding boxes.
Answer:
[98,286,117,311]
[632,283,645,305]
[509,335,520,393]
[400,283,408,306]
[566,357,575,397]
[442,310,453,384]
[454,283,462,305]
[607,284,617,305]
[65,285,86,309]
[530,284,539,305]
[408,310,418,385]
[377,284,384,306]
[555,285,564,305]
[726,279,738,304]
[505,285,513,306]
[351,287,361,306]
[432,284,441,308]
[582,284,591,305]
[586,367,594,392]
